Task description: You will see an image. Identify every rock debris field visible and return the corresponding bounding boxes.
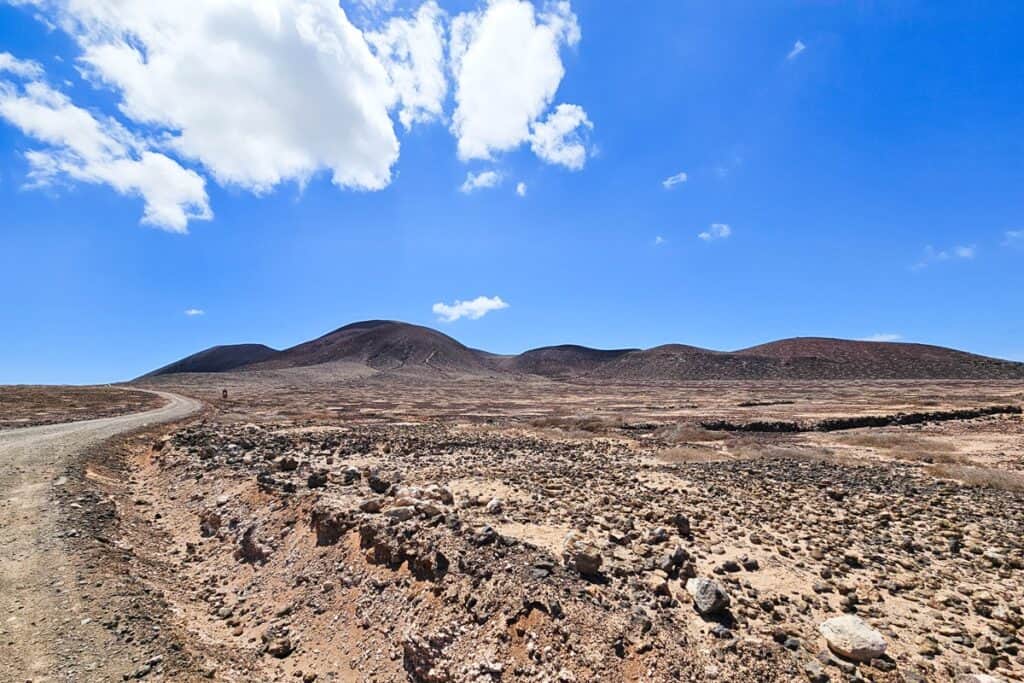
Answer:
[104,415,1024,682]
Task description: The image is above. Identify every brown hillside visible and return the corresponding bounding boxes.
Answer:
[143,344,280,378]
[499,344,636,377]
[143,323,1024,381]
[248,320,489,373]
[735,337,1024,380]
[588,344,782,381]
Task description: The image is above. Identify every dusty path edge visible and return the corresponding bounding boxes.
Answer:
[0,388,205,682]
[0,387,204,438]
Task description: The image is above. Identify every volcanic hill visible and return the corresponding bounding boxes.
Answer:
[143,322,1024,381]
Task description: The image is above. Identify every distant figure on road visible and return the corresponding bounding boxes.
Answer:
[221,389,228,400]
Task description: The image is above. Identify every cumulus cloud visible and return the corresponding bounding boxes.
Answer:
[450,0,587,165]
[4,1,595,227]
[0,73,211,232]
[459,169,501,193]
[913,244,976,270]
[661,171,687,189]
[0,52,43,79]
[698,223,731,241]
[353,0,397,15]
[22,0,401,193]
[516,181,527,197]
[529,103,591,170]
[432,295,509,322]
[184,308,205,316]
[862,333,902,343]
[73,0,395,192]
[367,1,447,129]
[787,40,806,61]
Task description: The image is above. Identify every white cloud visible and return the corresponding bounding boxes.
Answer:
[6,1,595,227]
[1004,230,1022,246]
[862,333,902,343]
[459,169,501,193]
[432,295,508,322]
[661,171,687,189]
[529,103,591,170]
[913,244,976,270]
[653,235,666,246]
[450,0,586,164]
[353,0,396,14]
[516,181,527,197]
[787,40,806,61]
[0,52,43,79]
[698,223,731,241]
[184,308,205,316]
[366,1,447,129]
[0,75,211,232]
[25,0,401,193]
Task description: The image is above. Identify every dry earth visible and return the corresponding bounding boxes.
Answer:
[0,386,165,430]
[0,390,200,682]
[3,376,1024,682]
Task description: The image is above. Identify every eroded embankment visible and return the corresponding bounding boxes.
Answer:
[701,405,1022,433]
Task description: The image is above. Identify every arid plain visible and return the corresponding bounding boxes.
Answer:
[1,369,1021,682]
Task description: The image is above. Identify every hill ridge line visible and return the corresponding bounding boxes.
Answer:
[142,320,1024,382]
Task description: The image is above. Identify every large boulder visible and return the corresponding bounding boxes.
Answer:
[685,577,730,616]
[819,615,887,662]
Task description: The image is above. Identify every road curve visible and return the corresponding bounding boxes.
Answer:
[0,389,202,445]
[0,389,202,681]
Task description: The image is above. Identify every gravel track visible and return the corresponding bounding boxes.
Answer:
[0,390,201,682]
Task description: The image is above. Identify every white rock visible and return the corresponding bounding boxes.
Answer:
[819,615,886,662]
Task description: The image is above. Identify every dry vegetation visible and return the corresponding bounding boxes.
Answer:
[930,464,1024,494]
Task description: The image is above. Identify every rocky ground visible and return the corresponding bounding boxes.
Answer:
[9,377,1020,682]
[61,377,1022,682]
[0,385,165,429]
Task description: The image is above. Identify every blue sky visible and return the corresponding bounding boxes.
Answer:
[1,0,1022,384]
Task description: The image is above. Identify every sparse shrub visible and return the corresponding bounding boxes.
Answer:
[930,464,1024,493]
[837,431,968,464]
[655,422,728,444]
[528,414,623,436]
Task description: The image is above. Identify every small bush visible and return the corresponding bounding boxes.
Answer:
[930,464,1024,493]
[655,422,728,444]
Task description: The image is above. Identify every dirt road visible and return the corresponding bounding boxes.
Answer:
[0,391,201,682]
